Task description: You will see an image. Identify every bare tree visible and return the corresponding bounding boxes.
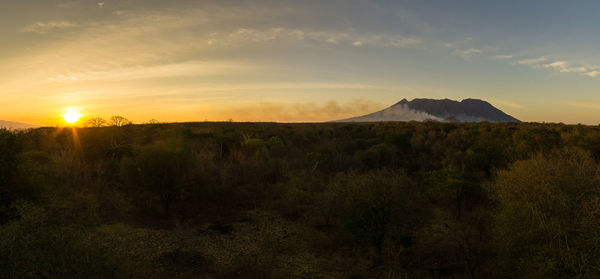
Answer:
[110,116,132,127]
[86,117,107,128]
[147,119,159,124]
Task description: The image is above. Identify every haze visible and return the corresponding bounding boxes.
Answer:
[2,0,600,125]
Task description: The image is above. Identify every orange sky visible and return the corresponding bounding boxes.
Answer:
[2,1,600,125]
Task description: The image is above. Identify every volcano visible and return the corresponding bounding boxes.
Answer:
[336,98,520,122]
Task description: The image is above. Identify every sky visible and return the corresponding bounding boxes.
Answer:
[2,0,600,125]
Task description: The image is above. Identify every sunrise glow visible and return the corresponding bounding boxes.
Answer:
[62,110,82,124]
[2,1,600,126]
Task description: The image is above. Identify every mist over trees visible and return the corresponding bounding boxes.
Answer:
[2,122,600,278]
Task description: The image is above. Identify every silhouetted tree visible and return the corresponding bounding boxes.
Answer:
[110,116,131,127]
[86,117,107,128]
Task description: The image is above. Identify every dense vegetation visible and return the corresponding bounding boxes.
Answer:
[2,121,600,278]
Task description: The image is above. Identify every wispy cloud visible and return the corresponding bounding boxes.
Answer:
[564,67,587,73]
[509,55,596,77]
[23,21,77,34]
[452,48,481,59]
[441,37,473,49]
[219,27,421,48]
[7,7,423,95]
[516,57,547,65]
[543,61,587,73]
[441,38,485,60]
[188,82,388,92]
[492,54,513,59]
[46,61,258,83]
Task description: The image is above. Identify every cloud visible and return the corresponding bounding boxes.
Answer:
[510,56,592,77]
[10,8,422,96]
[584,71,600,77]
[452,48,481,59]
[188,82,387,92]
[543,61,587,73]
[565,67,587,73]
[492,54,513,59]
[441,37,488,60]
[12,7,422,90]
[441,37,473,49]
[543,61,568,71]
[46,61,258,83]
[219,27,421,48]
[383,36,422,47]
[516,57,547,65]
[23,21,77,34]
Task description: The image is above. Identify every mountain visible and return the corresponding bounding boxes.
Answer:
[0,120,39,130]
[337,98,520,123]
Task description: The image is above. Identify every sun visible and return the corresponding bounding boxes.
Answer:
[62,109,82,124]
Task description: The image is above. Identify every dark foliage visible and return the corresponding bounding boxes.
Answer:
[1,122,600,278]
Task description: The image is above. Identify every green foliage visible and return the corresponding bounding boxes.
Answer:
[3,122,600,277]
[385,132,411,151]
[492,148,600,278]
[0,201,130,279]
[316,169,425,270]
[123,144,197,217]
[0,129,20,186]
[0,129,22,224]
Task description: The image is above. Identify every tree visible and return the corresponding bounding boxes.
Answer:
[129,146,196,216]
[324,170,421,266]
[110,116,131,127]
[86,117,107,128]
[425,169,473,219]
[0,129,21,224]
[491,148,600,278]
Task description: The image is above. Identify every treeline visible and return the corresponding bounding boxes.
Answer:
[85,116,160,128]
[1,122,600,278]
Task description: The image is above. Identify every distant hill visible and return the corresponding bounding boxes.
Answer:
[336,98,520,123]
[0,120,39,130]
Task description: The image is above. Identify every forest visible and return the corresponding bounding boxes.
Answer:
[2,121,600,278]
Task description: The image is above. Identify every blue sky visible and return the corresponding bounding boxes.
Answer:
[1,0,600,124]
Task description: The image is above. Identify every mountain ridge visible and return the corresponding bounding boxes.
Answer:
[0,120,39,130]
[337,98,520,123]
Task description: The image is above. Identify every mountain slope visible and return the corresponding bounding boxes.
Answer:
[0,120,39,130]
[337,98,520,122]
